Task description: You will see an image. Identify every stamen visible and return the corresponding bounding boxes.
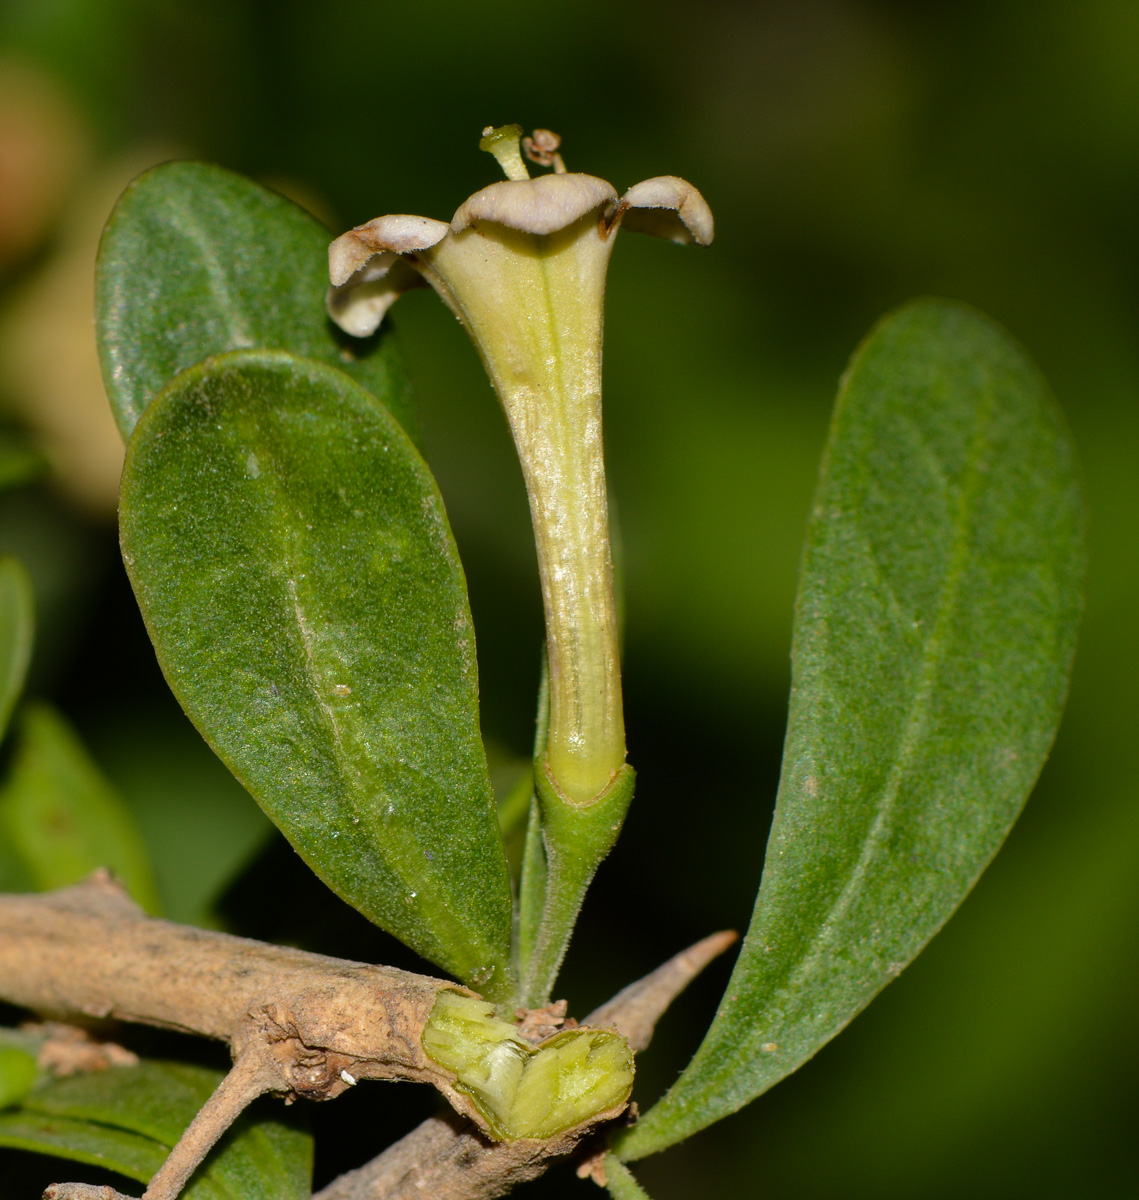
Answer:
[523,128,567,174]
[479,124,530,181]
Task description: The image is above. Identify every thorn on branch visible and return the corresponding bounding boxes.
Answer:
[584,929,738,1051]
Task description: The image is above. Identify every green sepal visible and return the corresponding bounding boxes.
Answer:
[536,760,636,878]
[515,797,547,987]
[520,762,636,1006]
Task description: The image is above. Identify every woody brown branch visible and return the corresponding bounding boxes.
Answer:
[0,872,485,1124]
[0,875,736,1200]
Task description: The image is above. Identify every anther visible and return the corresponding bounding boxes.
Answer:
[522,129,566,174]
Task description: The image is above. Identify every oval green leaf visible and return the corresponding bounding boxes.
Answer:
[618,298,1085,1158]
[119,349,513,994]
[0,1059,311,1200]
[97,160,418,443]
[0,556,34,745]
[0,703,161,912]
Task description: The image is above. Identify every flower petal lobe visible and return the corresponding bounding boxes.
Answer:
[619,176,714,246]
[452,175,617,236]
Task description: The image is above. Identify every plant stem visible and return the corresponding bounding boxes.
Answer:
[515,797,547,998]
[602,1154,653,1199]
[520,763,636,1008]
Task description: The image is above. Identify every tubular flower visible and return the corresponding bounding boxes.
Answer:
[327,125,712,808]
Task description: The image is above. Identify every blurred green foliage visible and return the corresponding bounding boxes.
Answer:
[0,702,159,910]
[0,1060,312,1200]
[1,0,1137,1197]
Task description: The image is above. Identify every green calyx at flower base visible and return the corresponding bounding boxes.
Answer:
[327,125,713,1004]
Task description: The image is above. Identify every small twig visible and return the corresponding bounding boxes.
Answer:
[313,1108,590,1200]
[143,1048,280,1200]
[39,1055,273,1200]
[0,873,478,1111]
[29,1022,139,1076]
[0,874,490,1198]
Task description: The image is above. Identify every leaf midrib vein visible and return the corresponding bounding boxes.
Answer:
[251,415,502,978]
[776,379,999,1010]
[166,195,255,350]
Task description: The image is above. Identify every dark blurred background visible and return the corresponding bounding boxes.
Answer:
[1,0,1137,1196]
